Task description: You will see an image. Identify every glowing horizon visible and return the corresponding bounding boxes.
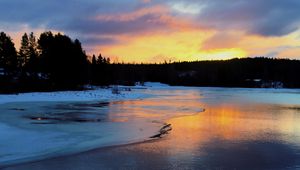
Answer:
[2,1,300,63]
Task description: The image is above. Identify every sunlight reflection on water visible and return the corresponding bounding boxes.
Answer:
[3,87,300,169]
[119,88,300,169]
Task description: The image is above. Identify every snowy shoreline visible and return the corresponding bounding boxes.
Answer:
[0,82,172,105]
[0,87,146,105]
[0,83,172,166]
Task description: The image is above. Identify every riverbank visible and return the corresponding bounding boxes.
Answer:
[0,82,205,167]
[5,94,300,170]
[0,83,157,166]
[0,86,146,105]
[3,86,300,169]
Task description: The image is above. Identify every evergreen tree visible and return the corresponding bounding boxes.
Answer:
[19,32,39,73]
[26,32,39,72]
[19,33,29,67]
[97,54,103,64]
[38,31,54,73]
[92,55,96,65]
[103,57,107,64]
[38,31,88,87]
[0,32,17,75]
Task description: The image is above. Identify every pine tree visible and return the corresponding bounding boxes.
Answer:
[19,33,29,67]
[106,57,110,64]
[38,31,54,73]
[27,32,39,72]
[92,55,97,65]
[97,54,103,64]
[38,31,88,86]
[19,32,39,73]
[0,32,17,74]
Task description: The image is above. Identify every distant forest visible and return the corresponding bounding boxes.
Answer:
[1,31,300,93]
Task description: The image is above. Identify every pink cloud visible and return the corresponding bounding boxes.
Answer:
[94,5,168,22]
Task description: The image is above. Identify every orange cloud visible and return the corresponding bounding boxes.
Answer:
[277,48,300,59]
[94,5,168,22]
[201,31,243,50]
[93,27,300,63]
[94,29,248,63]
[92,5,200,33]
[237,31,300,57]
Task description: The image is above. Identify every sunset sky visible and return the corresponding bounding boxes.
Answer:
[1,0,300,63]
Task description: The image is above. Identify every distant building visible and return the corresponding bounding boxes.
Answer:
[245,79,284,88]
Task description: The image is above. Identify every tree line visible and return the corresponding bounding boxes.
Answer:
[0,31,110,92]
[1,31,300,93]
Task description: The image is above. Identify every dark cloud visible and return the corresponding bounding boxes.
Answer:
[194,0,300,36]
[63,14,166,35]
[263,46,297,58]
[79,36,118,46]
[0,1,95,26]
[3,0,300,36]
[0,0,144,29]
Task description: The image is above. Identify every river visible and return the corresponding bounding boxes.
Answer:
[2,86,300,169]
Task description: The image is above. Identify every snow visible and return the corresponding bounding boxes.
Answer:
[0,85,161,164]
[0,84,169,166]
[143,82,170,88]
[0,87,152,105]
[0,82,172,105]
[0,120,160,166]
[1,83,299,166]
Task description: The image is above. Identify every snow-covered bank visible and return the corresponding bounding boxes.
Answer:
[0,83,179,166]
[0,82,171,105]
[0,88,146,105]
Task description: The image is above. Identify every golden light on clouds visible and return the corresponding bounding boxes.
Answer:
[98,30,212,63]
[4,1,300,63]
[95,28,300,63]
[96,29,248,63]
[88,8,300,64]
[9,25,300,63]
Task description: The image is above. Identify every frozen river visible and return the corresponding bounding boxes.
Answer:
[2,84,300,169]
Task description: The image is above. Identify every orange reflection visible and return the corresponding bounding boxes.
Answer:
[163,105,246,153]
[105,90,300,157]
[138,102,300,155]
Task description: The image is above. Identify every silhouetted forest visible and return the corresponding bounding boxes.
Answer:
[1,31,300,93]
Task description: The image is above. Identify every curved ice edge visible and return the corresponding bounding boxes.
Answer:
[1,104,205,169]
[0,115,171,167]
[0,127,162,168]
[1,108,206,168]
[1,108,205,165]
[150,108,206,138]
[150,123,173,138]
